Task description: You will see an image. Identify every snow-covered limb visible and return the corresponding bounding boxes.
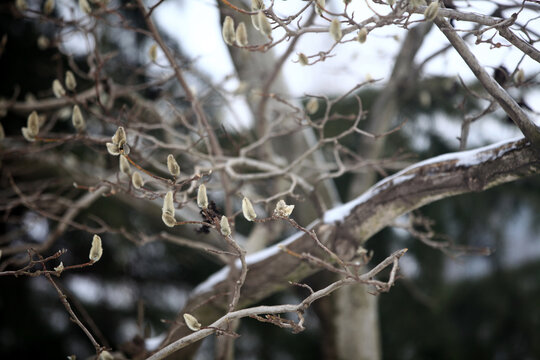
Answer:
[166,137,540,354]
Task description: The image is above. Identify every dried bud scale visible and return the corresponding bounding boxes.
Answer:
[222,16,236,46]
[197,184,208,209]
[220,216,232,237]
[236,22,248,47]
[52,79,66,98]
[89,234,103,262]
[65,70,77,90]
[183,313,201,331]
[329,18,342,42]
[274,200,294,217]
[242,197,257,221]
[167,154,180,177]
[72,105,85,131]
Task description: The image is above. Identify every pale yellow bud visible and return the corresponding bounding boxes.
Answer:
[112,126,126,147]
[315,0,325,16]
[387,0,395,5]
[298,53,309,66]
[79,0,91,14]
[357,28,368,43]
[220,216,231,237]
[37,36,50,50]
[27,110,40,136]
[306,98,319,115]
[89,234,103,262]
[0,123,4,142]
[149,44,157,62]
[183,313,201,331]
[162,213,176,227]
[424,1,439,21]
[119,155,131,176]
[21,127,36,142]
[251,14,260,30]
[99,351,114,360]
[411,0,426,8]
[236,22,248,47]
[242,196,257,221]
[44,0,55,15]
[197,184,208,209]
[16,0,27,12]
[257,11,272,37]
[514,68,525,84]
[72,105,85,131]
[132,171,144,189]
[274,200,294,217]
[65,70,77,91]
[251,0,264,10]
[106,142,120,156]
[330,18,342,42]
[54,261,64,273]
[222,16,236,46]
[162,191,175,216]
[52,79,66,98]
[167,154,180,177]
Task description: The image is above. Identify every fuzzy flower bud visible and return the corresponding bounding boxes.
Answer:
[37,36,50,50]
[236,22,248,47]
[106,142,120,155]
[54,261,64,273]
[79,0,91,14]
[220,216,231,237]
[329,18,342,42]
[112,126,126,147]
[242,196,257,221]
[21,111,40,141]
[411,0,426,8]
[65,70,77,91]
[251,0,264,10]
[424,1,439,21]
[197,184,208,209]
[306,97,319,114]
[514,68,525,84]
[274,200,294,217]
[162,191,176,227]
[52,79,66,98]
[43,0,55,15]
[183,313,201,331]
[0,123,4,142]
[315,0,325,16]
[132,171,144,189]
[72,105,85,131]
[119,155,131,176]
[16,0,27,12]
[149,44,157,62]
[167,154,180,177]
[298,53,309,66]
[222,16,236,46]
[89,234,103,262]
[258,11,272,37]
[357,27,368,43]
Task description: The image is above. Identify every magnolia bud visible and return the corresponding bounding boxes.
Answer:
[167,154,180,177]
[89,234,103,262]
[72,105,85,131]
[112,126,126,147]
[99,351,114,360]
[274,200,294,217]
[514,68,525,84]
[132,171,144,189]
[27,110,40,136]
[162,213,176,227]
[54,261,64,273]
[119,155,131,176]
[357,28,368,43]
[424,1,439,21]
[257,11,272,37]
[197,184,208,209]
[330,18,342,42]
[306,98,319,114]
[220,216,231,237]
[183,313,201,331]
[0,123,4,142]
[16,0,27,12]
[251,0,264,10]
[79,0,91,14]
[236,22,248,47]
[298,53,309,66]
[163,191,175,216]
[149,44,157,62]
[65,70,77,90]
[37,36,50,50]
[44,0,55,15]
[222,16,236,46]
[411,0,426,8]
[52,79,66,98]
[315,0,325,16]
[242,196,257,221]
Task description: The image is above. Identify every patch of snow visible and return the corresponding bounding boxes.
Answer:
[145,333,167,351]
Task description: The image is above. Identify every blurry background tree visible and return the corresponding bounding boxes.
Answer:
[1,0,540,359]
